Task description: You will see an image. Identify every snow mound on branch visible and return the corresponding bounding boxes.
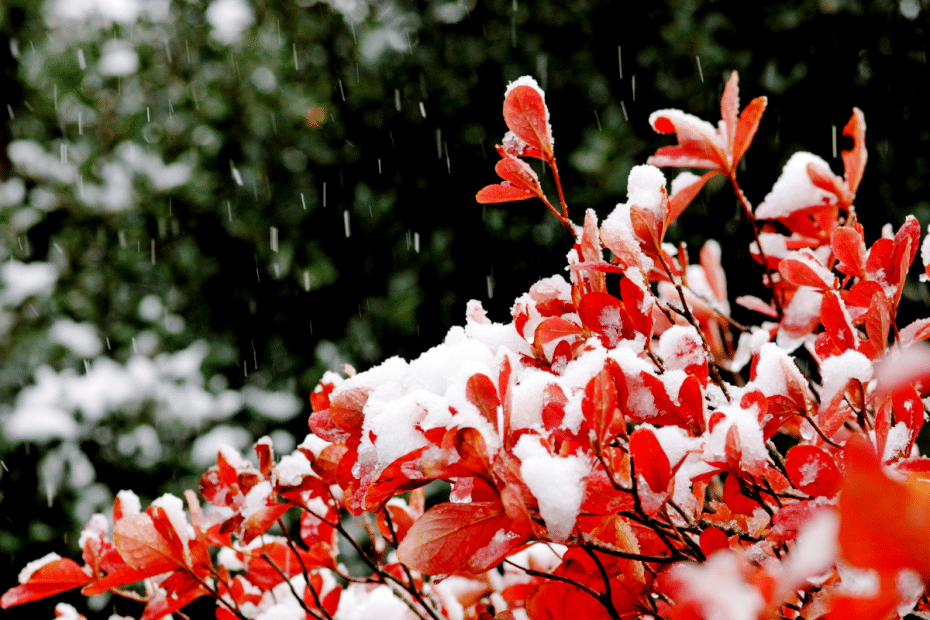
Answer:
[756,152,836,220]
[513,435,588,543]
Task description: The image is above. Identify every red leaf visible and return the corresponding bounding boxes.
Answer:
[724,425,742,475]
[806,161,851,207]
[891,386,924,457]
[364,447,430,511]
[582,369,620,446]
[733,96,767,167]
[865,237,893,283]
[862,290,890,359]
[578,292,631,348]
[328,387,370,439]
[139,580,209,620]
[831,226,867,279]
[722,473,761,516]
[499,355,514,449]
[532,317,583,360]
[720,71,739,159]
[784,444,841,497]
[648,144,719,169]
[1,557,93,608]
[838,434,930,580]
[779,253,833,290]
[241,503,293,545]
[819,292,855,354]
[466,373,501,428]
[676,376,705,434]
[734,295,779,318]
[113,513,185,577]
[899,317,930,347]
[396,502,524,574]
[699,528,729,557]
[892,215,920,284]
[476,183,534,204]
[310,380,336,414]
[667,171,721,224]
[503,84,553,160]
[629,427,671,493]
[495,154,542,193]
[842,107,867,195]
[843,279,884,309]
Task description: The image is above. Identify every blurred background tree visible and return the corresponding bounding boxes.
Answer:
[0,0,928,616]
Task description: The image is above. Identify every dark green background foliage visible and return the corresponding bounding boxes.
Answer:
[0,0,928,616]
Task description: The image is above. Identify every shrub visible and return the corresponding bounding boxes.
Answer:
[5,70,930,620]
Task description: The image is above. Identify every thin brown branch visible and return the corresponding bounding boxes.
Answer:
[654,251,731,400]
[727,175,784,319]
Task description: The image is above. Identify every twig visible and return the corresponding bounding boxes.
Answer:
[727,175,784,319]
[654,251,731,400]
[278,518,334,620]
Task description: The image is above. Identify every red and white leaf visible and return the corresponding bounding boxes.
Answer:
[785,444,841,497]
[1,557,92,608]
[113,513,185,577]
[778,250,834,290]
[578,292,630,348]
[503,81,553,160]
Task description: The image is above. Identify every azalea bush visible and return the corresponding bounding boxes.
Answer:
[7,69,930,620]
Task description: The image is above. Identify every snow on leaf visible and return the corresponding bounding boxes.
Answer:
[113,513,185,577]
[784,444,841,497]
[1,556,93,608]
[503,78,553,161]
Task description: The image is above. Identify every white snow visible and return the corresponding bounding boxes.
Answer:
[819,350,872,407]
[49,319,103,358]
[510,372,555,430]
[669,552,766,620]
[659,325,706,374]
[115,489,141,517]
[18,552,62,584]
[626,165,667,216]
[1,260,58,307]
[648,110,723,164]
[242,387,302,421]
[191,425,253,467]
[206,0,255,44]
[335,583,421,620]
[98,40,138,76]
[45,0,152,25]
[512,435,588,543]
[783,510,838,589]
[670,171,703,198]
[755,152,837,220]
[8,140,76,183]
[882,422,911,461]
[703,404,768,475]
